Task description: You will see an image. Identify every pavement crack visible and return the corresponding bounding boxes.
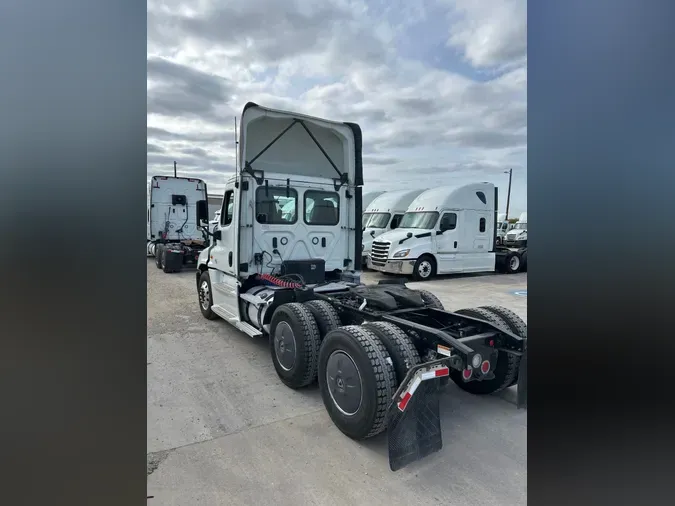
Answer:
[147,449,172,476]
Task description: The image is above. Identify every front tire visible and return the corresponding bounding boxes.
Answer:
[412,255,436,281]
[197,271,218,320]
[269,303,322,389]
[318,326,395,439]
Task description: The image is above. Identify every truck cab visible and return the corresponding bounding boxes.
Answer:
[196,102,363,336]
[496,213,514,245]
[504,212,527,247]
[191,104,527,471]
[360,191,385,228]
[367,183,497,281]
[361,189,427,267]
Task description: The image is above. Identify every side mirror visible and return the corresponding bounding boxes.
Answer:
[196,200,209,226]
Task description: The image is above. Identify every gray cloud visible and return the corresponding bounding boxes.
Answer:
[147,56,234,121]
[363,155,400,166]
[146,0,527,206]
[147,143,164,154]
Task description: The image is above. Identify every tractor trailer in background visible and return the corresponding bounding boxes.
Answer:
[146,175,209,273]
[360,191,385,226]
[504,212,527,247]
[362,188,427,267]
[193,102,527,471]
[367,184,528,280]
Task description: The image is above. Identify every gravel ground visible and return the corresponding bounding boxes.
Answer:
[147,260,527,505]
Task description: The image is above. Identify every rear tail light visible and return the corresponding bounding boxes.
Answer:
[480,360,491,374]
[462,368,472,381]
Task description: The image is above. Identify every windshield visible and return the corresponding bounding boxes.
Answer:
[398,211,439,230]
[362,213,372,228]
[364,212,391,229]
[514,222,527,230]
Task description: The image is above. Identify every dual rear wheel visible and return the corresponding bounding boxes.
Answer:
[268,302,423,439]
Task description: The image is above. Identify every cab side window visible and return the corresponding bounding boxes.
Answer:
[439,213,457,231]
[221,190,234,226]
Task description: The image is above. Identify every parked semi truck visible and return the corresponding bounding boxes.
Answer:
[366,184,527,280]
[194,103,527,471]
[146,175,209,273]
[361,191,386,227]
[496,213,514,245]
[362,189,427,267]
[504,212,527,247]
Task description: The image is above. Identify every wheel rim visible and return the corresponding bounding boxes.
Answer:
[273,321,296,371]
[509,256,520,271]
[325,350,363,416]
[199,280,210,310]
[418,260,432,278]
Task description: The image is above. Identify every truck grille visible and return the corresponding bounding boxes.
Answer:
[370,241,390,266]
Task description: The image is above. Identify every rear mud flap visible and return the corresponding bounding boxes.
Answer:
[386,362,448,471]
[387,380,443,471]
[516,349,527,409]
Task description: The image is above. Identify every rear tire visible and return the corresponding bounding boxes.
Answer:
[155,245,163,269]
[418,289,444,309]
[478,306,526,386]
[412,255,436,281]
[318,326,395,439]
[197,271,218,320]
[504,252,521,274]
[363,321,420,385]
[270,303,322,389]
[451,307,519,395]
[304,300,341,340]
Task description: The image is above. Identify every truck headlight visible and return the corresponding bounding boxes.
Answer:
[393,249,410,258]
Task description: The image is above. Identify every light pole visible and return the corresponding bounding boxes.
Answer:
[174,161,177,178]
[504,168,513,220]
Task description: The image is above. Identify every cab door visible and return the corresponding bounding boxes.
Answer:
[434,211,462,273]
[209,184,240,320]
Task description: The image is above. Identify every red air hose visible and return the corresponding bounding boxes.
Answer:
[259,273,302,288]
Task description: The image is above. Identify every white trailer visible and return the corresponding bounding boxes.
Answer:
[193,103,527,471]
[146,175,209,272]
[366,184,527,280]
[361,189,427,266]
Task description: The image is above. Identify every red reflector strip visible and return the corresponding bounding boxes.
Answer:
[397,392,412,411]
[435,367,450,377]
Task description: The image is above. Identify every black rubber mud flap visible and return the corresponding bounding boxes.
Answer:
[516,350,528,409]
[386,364,446,471]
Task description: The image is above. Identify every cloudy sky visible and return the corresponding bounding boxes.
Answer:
[147,0,527,216]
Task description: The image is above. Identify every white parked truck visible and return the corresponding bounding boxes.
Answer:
[496,213,514,245]
[360,191,386,227]
[366,184,527,280]
[194,102,527,471]
[146,175,209,272]
[504,212,527,247]
[361,189,427,267]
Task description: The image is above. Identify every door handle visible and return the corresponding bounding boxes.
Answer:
[228,251,233,266]
[454,241,458,248]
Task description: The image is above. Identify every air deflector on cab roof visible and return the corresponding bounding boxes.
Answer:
[240,103,350,191]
